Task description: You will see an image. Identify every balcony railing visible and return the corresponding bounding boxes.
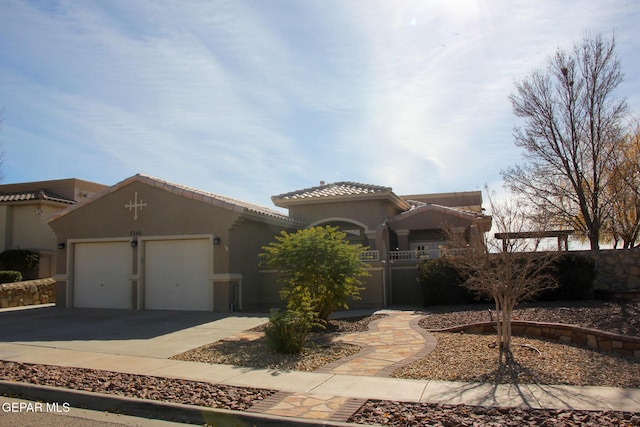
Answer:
[389,249,442,260]
[358,248,469,262]
[359,250,380,262]
[388,248,469,261]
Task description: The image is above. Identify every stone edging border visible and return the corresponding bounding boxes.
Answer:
[374,315,437,377]
[0,380,357,427]
[313,317,383,375]
[429,320,640,359]
[315,312,439,377]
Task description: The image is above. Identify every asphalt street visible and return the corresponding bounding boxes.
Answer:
[0,397,192,427]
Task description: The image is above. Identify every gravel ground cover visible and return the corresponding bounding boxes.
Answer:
[420,300,640,336]
[0,361,273,411]
[392,332,640,387]
[3,304,640,426]
[348,400,640,426]
[171,314,384,371]
[393,301,640,387]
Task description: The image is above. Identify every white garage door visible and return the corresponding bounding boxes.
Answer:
[74,242,132,309]
[144,239,212,311]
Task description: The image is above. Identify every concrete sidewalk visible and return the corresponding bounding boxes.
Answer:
[1,338,639,418]
[1,308,639,424]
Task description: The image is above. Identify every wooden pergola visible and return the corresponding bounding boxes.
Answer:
[494,230,575,252]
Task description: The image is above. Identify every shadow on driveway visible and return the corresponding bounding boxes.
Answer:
[0,306,265,342]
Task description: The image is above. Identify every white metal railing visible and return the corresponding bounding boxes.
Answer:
[388,248,469,260]
[359,248,470,262]
[389,249,442,260]
[359,250,380,262]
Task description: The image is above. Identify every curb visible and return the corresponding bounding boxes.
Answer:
[0,380,369,427]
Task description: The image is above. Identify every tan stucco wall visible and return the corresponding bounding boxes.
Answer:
[49,181,243,308]
[49,180,300,311]
[256,265,386,311]
[229,218,300,309]
[51,182,235,240]
[288,199,402,231]
[0,204,59,252]
[390,210,476,232]
[0,206,7,250]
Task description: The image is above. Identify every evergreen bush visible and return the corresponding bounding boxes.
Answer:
[0,250,39,275]
[540,254,595,300]
[0,271,23,284]
[417,258,475,306]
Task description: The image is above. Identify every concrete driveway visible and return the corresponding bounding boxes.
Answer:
[0,306,268,358]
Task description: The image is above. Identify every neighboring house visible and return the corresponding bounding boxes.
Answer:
[0,178,107,278]
[47,175,490,311]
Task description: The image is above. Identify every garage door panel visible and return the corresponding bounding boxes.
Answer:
[144,239,212,311]
[74,242,132,309]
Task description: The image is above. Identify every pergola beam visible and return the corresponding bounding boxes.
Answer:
[494,230,575,251]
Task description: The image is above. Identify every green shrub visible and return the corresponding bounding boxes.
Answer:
[0,271,23,284]
[260,226,368,321]
[417,258,475,306]
[0,250,39,275]
[264,309,322,354]
[539,254,595,301]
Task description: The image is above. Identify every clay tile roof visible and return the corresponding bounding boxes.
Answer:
[0,189,75,205]
[273,181,392,201]
[390,201,487,223]
[48,174,302,226]
[138,175,300,223]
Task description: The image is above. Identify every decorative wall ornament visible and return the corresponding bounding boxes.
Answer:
[125,192,147,221]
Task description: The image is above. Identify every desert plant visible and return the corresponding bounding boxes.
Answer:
[447,189,559,364]
[264,308,323,354]
[260,226,368,321]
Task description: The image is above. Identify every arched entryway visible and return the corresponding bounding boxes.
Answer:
[307,218,370,247]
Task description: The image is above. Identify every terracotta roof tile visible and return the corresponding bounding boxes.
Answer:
[134,175,301,224]
[48,174,304,226]
[0,190,75,205]
[273,181,392,201]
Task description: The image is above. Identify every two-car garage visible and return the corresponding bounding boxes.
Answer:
[49,174,300,312]
[72,238,213,311]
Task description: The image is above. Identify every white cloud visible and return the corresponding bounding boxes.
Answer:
[1,0,639,210]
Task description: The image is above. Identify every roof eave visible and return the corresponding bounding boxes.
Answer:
[273,192,410,210]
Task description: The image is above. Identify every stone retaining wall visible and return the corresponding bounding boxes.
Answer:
[577,248,640,291]
[433,320,640,360]
[0,278,56,308]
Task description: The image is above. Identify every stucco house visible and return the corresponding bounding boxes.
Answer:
[0,178,107,278]
[270,181,492,305]
[47,175,490,312]
[48,174,301,311]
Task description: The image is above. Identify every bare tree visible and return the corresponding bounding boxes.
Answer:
[447,189,559,364]
[604,120,640,248]
[502,35,629,250]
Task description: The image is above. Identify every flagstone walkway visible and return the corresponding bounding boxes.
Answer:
[249,310,437,421]
[319,310,436,376]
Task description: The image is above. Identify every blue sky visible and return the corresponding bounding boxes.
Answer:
[1,0,639,209]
